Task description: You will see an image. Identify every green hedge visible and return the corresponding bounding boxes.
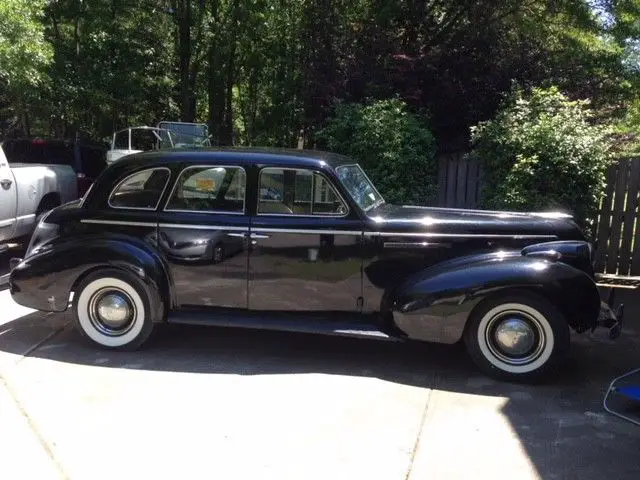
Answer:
[470,86,613,237]
[317,98,437,205]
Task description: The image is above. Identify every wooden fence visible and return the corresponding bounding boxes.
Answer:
[437,152,483,208]
[436,153,640,277]
[593,157,640,276]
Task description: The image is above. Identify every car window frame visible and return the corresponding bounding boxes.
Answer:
[107,166,172,211]
[256,166,350,218]
[163,164,247,216]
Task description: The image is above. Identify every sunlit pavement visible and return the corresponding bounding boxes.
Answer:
[1,287,640,480]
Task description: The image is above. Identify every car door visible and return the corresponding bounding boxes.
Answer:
[248,165,363,312]
[156,163,250,309]
[0,149,17,242]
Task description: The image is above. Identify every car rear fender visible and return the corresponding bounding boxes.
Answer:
[9,234,173,320]
[384,246,600,344]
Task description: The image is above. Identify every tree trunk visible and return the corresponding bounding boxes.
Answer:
[207,45,225,145]
[177,0,195,122]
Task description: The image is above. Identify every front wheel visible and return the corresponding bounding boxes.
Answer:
[463,293,570,382]
[73,269,155,350]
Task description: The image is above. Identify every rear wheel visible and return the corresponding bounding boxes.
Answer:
[463,293,570,382]
[73,269,155,350]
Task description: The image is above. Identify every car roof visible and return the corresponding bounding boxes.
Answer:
[115,147,357,170]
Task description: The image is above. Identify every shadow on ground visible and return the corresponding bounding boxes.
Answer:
[1,294,640,478]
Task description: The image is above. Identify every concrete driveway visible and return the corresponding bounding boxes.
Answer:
[1,282,640,480]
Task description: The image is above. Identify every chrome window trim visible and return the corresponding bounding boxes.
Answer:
[256,167,350,218]
[107,167,171,211]
[163,164,247,215]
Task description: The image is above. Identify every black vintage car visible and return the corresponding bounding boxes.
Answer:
[8,148,617,381]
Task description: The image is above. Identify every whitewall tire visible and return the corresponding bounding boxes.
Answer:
[463,293,570,382]
[73,269,155,350]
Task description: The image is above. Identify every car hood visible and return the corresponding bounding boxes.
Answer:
[366,204,584,240]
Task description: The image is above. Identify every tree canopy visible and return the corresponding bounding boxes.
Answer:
[0,0,639,150]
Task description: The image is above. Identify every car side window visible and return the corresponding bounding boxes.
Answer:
[258,167,347,216]
[108,167,170,210]
[113,131,129,150]
[165,165,246,214]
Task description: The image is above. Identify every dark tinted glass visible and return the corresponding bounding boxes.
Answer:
[109,168,170,210]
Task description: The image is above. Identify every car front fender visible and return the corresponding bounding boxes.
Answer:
[385,250,600,344]
[9,233,171,320]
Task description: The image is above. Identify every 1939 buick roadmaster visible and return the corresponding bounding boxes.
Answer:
[8,148,621,381]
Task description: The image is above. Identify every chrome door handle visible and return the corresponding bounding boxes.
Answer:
[226,232,247,238]
[0,179,12,189]
[250,233,270,239]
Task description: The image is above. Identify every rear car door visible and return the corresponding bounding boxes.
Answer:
[156,163,250,309]
[247,165,363,312]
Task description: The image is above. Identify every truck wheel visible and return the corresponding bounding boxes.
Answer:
[73,269,155,350]
[463,292,570,382]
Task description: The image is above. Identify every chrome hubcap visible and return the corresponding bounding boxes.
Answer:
[494,318,536,356]
[88,287,136,336]
[485,310,545,366]
[97,294,131,328]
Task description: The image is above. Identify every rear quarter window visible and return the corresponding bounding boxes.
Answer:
[108,167,171,210]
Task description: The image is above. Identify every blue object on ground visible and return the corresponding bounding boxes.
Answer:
[616,385,640,401]
[604,368,640,426]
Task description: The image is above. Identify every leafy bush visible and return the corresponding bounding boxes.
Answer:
[317,98,437,205]
[470,86,613,237]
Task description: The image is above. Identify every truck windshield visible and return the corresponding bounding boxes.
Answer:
[335,164,385,211]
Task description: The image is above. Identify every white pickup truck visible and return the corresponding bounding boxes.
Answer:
[0,144,77,251]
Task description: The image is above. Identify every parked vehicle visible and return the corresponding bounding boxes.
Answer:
[8,148,618,381]
[2,137,108,197]
[0,144,77,250]
[106,121,211,164]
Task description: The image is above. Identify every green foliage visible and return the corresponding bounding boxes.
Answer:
[0,0,51,133]
[471,86,614,236]
[2,0,640,156]
[318,98,437,205]
[0,0,51,89]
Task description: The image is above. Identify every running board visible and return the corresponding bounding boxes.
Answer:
[167,310,399,341]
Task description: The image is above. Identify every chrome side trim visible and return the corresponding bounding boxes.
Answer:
[79,219,557,240]
[384,241,451,249]
[81,219,157,228]
[108,167,171,211]
[160,223,248,232]
[251,227,362,236]
[398,204,572,219]
[366,232,557,239]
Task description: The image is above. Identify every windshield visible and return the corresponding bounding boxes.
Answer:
[335,164,385,211]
